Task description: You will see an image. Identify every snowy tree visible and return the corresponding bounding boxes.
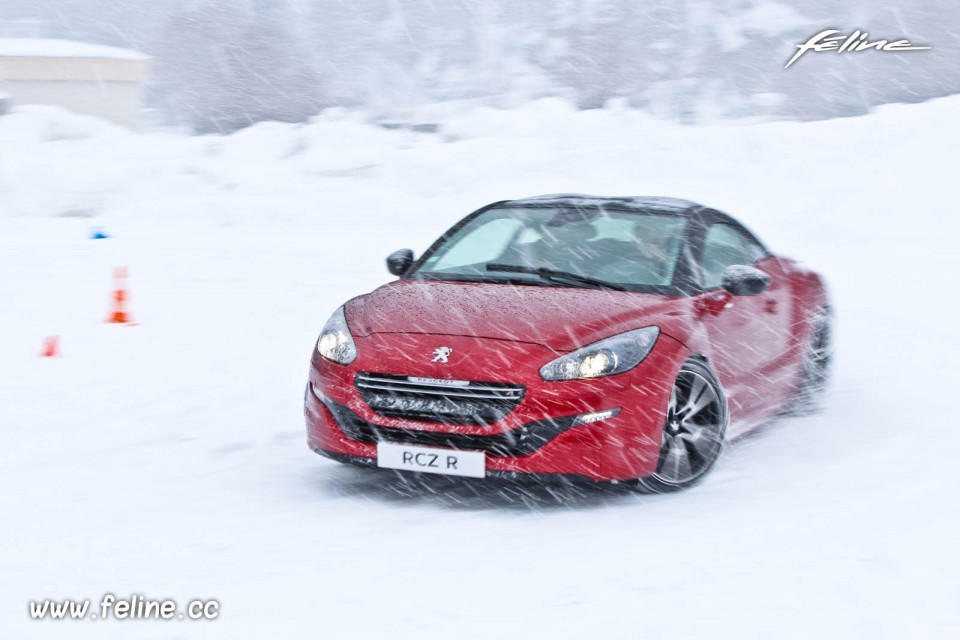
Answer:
[1,0,958,126]
[152,0,325,133]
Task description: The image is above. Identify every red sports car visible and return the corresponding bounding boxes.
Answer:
[305,195,832,492]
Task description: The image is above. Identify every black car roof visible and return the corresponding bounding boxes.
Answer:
[501,193,704,214]
[495,193,763,248]
[498,193,754,228]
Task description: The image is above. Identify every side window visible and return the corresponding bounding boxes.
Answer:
[700,223,766,288]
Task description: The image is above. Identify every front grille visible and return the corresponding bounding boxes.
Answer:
[355,372,525,425]
[321,395,577,458]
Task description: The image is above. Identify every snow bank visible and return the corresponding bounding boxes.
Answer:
[0,97,958,640]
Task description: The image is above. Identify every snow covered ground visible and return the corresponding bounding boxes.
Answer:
[1,98,958,639]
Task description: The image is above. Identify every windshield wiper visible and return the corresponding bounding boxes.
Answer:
[485,263,628,291]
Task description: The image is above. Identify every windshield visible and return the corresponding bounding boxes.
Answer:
[410,206,687,289]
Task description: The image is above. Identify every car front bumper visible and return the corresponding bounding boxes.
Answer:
[304,333,689,482]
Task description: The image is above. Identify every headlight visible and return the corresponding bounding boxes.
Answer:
[316,306,358,365]
[540,327,659,381]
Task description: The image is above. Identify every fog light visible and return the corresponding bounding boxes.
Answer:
[573,407,621,426]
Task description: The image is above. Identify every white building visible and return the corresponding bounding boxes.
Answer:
[0,39,150,128]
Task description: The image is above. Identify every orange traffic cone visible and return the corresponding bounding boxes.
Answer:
[40,336,60,357]
[106,266,135,324]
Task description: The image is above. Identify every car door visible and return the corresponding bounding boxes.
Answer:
[696,221,788,426]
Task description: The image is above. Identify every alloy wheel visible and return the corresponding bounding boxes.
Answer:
[652,367,727,487]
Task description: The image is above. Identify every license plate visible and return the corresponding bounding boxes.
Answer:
[377,442,486,478]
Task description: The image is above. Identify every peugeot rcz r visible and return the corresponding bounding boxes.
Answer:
[305,195,832,492]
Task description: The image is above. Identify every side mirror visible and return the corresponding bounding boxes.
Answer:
[386,249,415,276]
[722,265,770,296]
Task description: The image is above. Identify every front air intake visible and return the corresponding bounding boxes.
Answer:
[354,372,525,425]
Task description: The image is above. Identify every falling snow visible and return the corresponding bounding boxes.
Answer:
[1,93,958,638]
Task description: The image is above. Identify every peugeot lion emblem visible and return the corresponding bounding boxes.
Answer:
[431,347,453,363]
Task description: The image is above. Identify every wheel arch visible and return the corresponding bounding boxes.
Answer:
[632,353,730,493]
[787,268,832,347]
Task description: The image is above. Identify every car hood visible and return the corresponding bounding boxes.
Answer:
[345,280,685,352]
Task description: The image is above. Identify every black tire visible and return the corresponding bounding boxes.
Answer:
[634,358,729,493]
[787,307,833,415]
